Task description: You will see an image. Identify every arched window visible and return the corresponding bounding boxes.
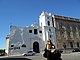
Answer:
[70,42,73,48]
[50,35,51,38]
[48,21,50,26]
[63,43,66,48]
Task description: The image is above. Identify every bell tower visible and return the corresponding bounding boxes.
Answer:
[39,11,53,27]
[39,11,57,48]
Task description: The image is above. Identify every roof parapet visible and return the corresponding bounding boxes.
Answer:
[54,15,80,22]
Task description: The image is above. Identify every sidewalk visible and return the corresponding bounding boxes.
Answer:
[0,56,8,58]
[0,54,21,58]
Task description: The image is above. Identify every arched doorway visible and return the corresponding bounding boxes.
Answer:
[33,41,40,53]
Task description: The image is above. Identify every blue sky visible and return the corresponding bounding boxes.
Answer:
[0,0,80,49]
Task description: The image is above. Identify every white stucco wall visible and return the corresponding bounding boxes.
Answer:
[8,25,45,55]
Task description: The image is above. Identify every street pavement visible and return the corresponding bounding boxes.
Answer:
[62,52,80,60]
[0,58,31,60]
[26,52,80,60]
[0,52,80,60]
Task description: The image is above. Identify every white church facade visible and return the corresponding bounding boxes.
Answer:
[6,11,56,55]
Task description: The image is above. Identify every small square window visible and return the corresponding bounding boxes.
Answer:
[49,29,51,31]
[29,30,32,33]
[34,29,37,34]
[39,30,42,33]
[11,45,14,47]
